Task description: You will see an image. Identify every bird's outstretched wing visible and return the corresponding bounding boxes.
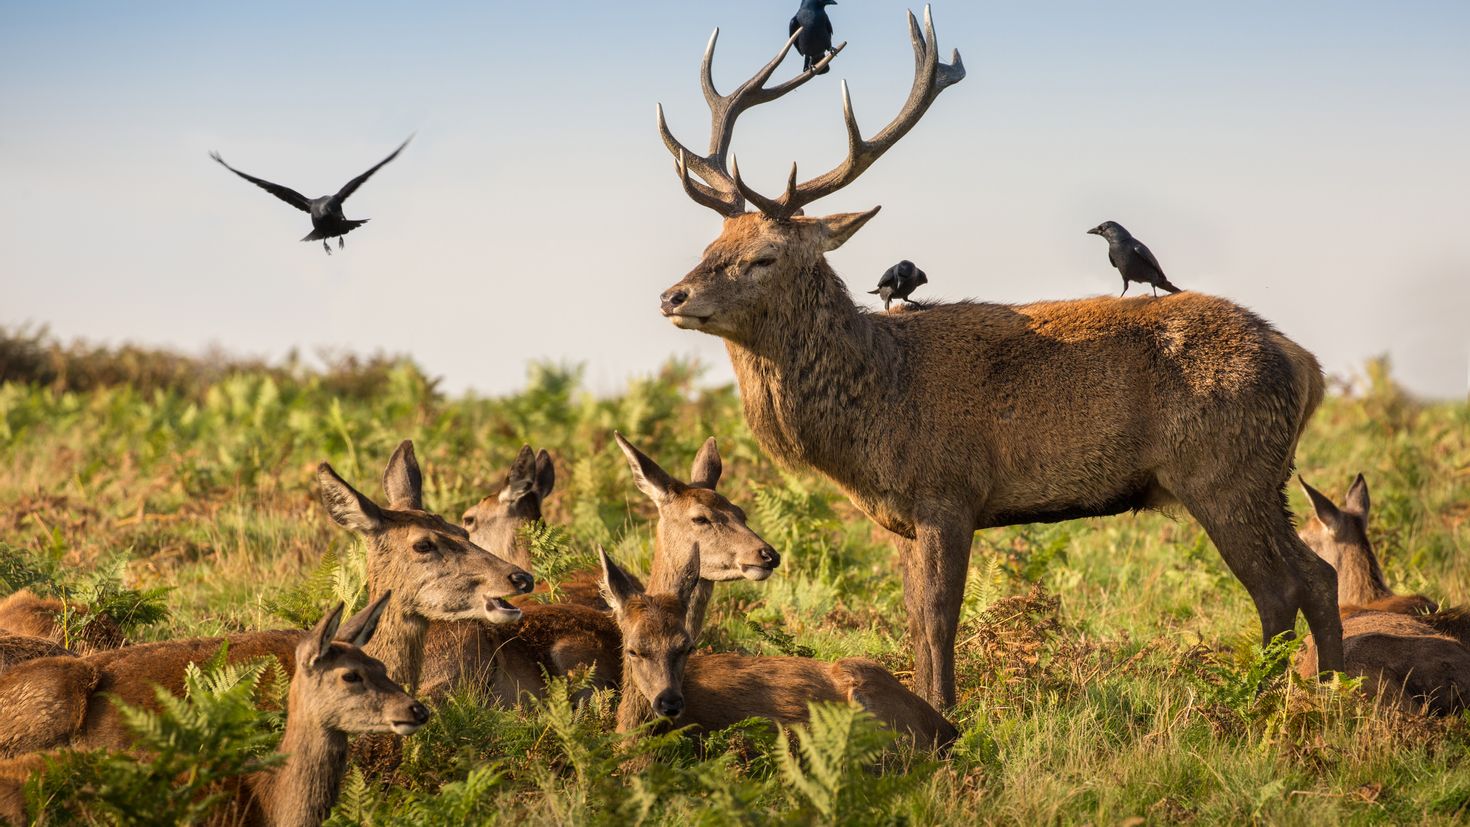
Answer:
[1130,240,1167,280]
[210,152,310,213]
[334,136,412,203]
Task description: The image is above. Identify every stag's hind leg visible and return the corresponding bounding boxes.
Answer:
[898,518,972,710]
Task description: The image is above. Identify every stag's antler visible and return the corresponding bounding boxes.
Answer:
[737,6,965,221]
[657,27,846,217]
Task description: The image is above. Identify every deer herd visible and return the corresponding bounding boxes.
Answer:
[0,5,1461,824]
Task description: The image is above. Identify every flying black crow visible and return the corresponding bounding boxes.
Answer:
[1087,221,1181,297]
[210,136,412,254]
[869,260,928,310]
[790,0,838,74]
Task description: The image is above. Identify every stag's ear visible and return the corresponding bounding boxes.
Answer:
[383,440,424,511]
[812,206,881,252]
[337,592,391,649]
[319,464,385,533]
[599,546,642,616]
[534,449,556,501]
[501,445,537,501]
[614,432,680,506]
[688,437,722,491]
[1343,473,1370,520]
[1300,476,1345,534]
[307,602,346,665]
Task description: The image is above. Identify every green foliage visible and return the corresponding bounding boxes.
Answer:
[266,545,369,625]
[774,702,919,826]
[25,647,283,824]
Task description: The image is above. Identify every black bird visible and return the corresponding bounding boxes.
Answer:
[790,0,838,74]
[869,260,928,310]
[1087,221,1182,297]
[210,136,412,254]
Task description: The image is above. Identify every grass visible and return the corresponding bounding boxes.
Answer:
[1,329,1468,824]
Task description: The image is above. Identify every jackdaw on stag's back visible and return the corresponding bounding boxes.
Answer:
[791,0,838,74]
[210,136,412,254]
[1087,220,1182,297]
[870,260,928,310]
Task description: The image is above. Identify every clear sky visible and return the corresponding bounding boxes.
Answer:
[3,1,1467,397]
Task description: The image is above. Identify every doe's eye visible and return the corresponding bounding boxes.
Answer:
[412,539,435,553]
[342,671,362,684]
[463,515,476,527]
[692,516,711,526]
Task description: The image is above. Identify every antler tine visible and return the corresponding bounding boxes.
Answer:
[660,22,848,218]
[732,157,800,219]
[754,4,966,221]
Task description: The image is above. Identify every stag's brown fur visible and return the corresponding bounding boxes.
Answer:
[659,210,1340,706]
[0,442,530,758]
[604,549,956,751]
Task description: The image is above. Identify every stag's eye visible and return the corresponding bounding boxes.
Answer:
[412,539,435,554]
[628,649,646,660]
[749,256,777,269]
[342,671,362,684]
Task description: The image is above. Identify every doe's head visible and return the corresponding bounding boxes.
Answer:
[293,593,431,736]
[1297,473,1373,573]
[600,547,701,720]
[461,444,555,572]
[317,440,534,626]
[614,431,779,582]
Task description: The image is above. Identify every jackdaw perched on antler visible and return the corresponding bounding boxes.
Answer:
[791,0,839,74]
[210,136,412,255]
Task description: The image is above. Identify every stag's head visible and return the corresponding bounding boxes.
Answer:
[613,431,779,582]
[656,5,963,340]
[600,547,701,721]
[317,441,535,626]
[461,444,555,572]
[292,594,431,736]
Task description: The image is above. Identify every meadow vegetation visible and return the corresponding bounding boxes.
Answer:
[1,327,1467,824]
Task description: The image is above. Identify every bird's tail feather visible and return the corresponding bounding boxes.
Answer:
[867,289,881,295]
[1158,278,1183,294]
[300,219,369,242]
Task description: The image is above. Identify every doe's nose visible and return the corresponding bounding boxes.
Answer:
[653,690,685,719]
[660,288,689,314]
[508,571,535,594]
[408,701,431,725]
[758,546,781,568]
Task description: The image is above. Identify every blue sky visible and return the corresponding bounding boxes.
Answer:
[2,1,1466,396]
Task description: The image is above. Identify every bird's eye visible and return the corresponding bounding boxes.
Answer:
[342,671,362,684]
[412,539,435,554]
[692,516,712,526]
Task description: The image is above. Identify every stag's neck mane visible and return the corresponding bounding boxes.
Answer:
[725,258,901,474]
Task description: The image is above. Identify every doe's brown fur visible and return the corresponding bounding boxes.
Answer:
[0,589,125,654]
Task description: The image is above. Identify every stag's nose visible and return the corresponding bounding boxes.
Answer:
[408,701,431,726]
[660,288,689,315]
[508,571,535,594]
[757,546,781,568]
[653,690,685,719]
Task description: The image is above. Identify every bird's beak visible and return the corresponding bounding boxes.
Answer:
[1086,228,1100,235]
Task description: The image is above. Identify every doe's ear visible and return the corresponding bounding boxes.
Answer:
[501,445,537,501]
[383,440,424,511]
[337,591,391,649]
[614,432,680,506]
[307,602,346,665]
[599,546,643,616]
[1343,473,1370,521]
[534,449,556,501]
[688,437,722,491]
[319,464,385,533]
[1299,476,1345,534]
[813,206,881,253]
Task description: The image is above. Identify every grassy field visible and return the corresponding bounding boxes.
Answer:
[2,330,1468,825]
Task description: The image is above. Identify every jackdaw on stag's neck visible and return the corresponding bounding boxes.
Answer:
[1087,220,1182,297]
[210,136,412,255]
[869,260,928,310]
[791,0,839,74]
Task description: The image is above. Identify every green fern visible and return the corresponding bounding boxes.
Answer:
[773,702,916,826]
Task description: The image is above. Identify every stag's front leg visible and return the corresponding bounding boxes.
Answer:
[902,517,973,710]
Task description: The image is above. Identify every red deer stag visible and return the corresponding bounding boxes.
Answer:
[653,5,1342,707]
[1,596,431,827]
[0,441,532,757]
[601,547,957,751]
